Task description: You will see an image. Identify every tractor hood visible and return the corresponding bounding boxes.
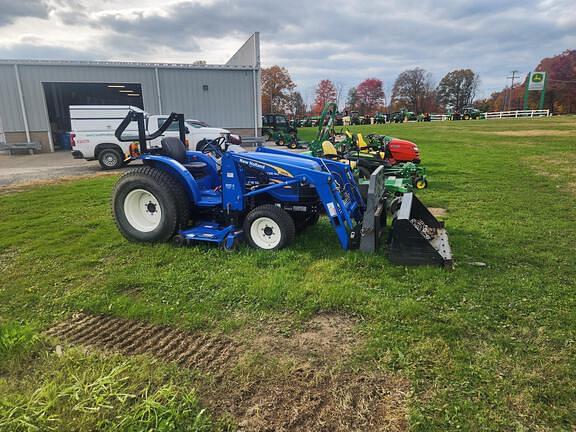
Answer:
[388,137,417,148]
[243,152,322,171]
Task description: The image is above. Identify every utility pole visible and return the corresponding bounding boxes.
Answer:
[506,70,520,110]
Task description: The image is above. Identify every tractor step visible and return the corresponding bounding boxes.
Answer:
[179,222,241,247]
[388,193,453,268]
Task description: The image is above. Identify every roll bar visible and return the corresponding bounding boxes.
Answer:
[114,110,186,153]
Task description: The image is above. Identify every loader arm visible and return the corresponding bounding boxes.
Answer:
[254,146,367,250]
[307,102,339,157]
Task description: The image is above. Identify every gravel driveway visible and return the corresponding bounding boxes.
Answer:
[0,151,137,189]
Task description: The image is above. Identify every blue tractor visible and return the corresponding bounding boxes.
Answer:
[111,110,452,266]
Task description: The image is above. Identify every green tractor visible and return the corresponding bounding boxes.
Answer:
[390,109,417,123]
[262,113,301,149]
[373,112,387,124]
[461,107,484,120]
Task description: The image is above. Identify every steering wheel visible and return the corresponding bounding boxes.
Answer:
[200,136,228,158]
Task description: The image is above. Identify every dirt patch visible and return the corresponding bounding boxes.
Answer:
[248,313,358,361]
[48,312,410,431]
[0,172,117,195]
[227,370,409,432]
[47,313,241,372]
[482,130,575,137]
[428,207,448,217]
[523,154,576,196]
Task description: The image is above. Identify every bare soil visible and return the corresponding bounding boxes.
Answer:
[428,207,448,217]
[48,312,410,431]
[0,172,118,195]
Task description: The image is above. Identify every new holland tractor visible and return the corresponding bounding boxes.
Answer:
[110,109,452,266]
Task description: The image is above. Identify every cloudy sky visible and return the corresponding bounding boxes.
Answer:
[0,0,574,103]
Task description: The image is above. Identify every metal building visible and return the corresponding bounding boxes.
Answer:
[0,33,261,152]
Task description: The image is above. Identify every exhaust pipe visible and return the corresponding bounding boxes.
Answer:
[389,193,453,268]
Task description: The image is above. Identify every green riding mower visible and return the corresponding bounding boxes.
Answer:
[302,102,428,195]
[331,129,429,190]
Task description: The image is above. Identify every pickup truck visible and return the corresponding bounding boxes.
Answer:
[70,105,232,169]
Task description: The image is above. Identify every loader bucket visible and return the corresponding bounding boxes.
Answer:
[389,193,453,268]
[359,166,387,253]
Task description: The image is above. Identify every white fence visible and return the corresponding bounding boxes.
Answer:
[484,109,550,120]
[430,114,450,121]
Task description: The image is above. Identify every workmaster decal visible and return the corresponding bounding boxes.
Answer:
[238,157,293,178]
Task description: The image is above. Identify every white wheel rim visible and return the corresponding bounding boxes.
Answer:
[250,217,281,249]
[123,189,162,232]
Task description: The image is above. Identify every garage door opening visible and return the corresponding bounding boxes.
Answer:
[43,82,144,150]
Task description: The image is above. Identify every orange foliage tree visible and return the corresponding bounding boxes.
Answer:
[312,79,337,114]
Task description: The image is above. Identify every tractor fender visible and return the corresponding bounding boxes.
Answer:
[140,154,201,203]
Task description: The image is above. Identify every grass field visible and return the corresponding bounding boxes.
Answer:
[1,117,575,431]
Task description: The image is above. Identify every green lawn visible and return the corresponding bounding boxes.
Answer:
[1,117,575,430]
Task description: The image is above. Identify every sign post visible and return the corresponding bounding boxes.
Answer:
[523,71,547,110]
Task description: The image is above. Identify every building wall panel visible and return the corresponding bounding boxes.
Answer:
[0,62,259,136]
[0,64,25,131]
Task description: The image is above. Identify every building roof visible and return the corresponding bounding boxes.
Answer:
[0,58,257,71]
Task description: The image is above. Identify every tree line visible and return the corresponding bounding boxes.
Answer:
[261,65,480,116]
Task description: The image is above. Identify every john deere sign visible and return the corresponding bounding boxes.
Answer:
[523,71,548,110]
[528,72,546,91]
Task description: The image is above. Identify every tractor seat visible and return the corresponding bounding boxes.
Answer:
[161,137,187,162]
[161,137,208,178]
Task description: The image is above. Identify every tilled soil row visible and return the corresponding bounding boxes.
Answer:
[47,312,240,372]
[47,312,410,431]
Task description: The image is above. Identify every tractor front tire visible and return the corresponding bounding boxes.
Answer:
[112,167,190,243]
[288,141,298,149]
[414,177,428,190]
[244,205,295,250]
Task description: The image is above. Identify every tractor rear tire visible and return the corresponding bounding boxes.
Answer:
[244,204,295,250]
[112,167,190,243]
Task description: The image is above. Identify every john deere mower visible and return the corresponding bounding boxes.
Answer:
[304,103,428,190]
[111,108,452,267]
[338,131,428,190]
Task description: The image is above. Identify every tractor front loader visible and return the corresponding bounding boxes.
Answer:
[111,109,452,266]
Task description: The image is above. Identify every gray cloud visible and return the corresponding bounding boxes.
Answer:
[1,0,575,98]
[0,42,104,61]
[0,0,51,26]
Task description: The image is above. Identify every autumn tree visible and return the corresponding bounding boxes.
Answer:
[356,78,385,115]
[287,91,307,117]
[524,50,576,113]
[261,66,296,113]
[436,69,479,111]
[312,79,337,114]
[346,87,359,112]
[391,68,435,113]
